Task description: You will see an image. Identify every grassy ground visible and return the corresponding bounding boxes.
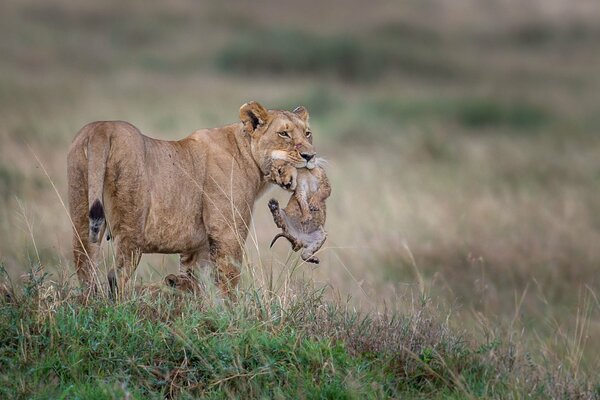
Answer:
[0,267,595,399]
[1,0,600,397]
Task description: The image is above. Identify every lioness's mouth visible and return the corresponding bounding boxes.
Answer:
[270,150,308,168]
[287,158,306,169]
[297,160,309,168]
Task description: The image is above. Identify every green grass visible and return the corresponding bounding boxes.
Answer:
[367,97,551,131]
[0,164,24,200]
[0,268,596,399]
[215,29,376,82]
[214,28,459,83]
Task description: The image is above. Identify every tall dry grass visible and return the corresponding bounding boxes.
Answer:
[0,0,599,389]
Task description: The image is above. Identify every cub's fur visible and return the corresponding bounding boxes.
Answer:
[268,159,331,264]
[67,102,316,297]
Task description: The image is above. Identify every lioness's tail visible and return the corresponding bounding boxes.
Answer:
[87,131,110,243]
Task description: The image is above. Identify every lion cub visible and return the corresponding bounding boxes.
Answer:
[268,158,331,264]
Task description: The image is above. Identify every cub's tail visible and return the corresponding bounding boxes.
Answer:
[269,233,288,248]
[87,132,110,243]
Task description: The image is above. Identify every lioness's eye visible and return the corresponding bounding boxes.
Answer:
[305,131,312,138]
[278,131,290,139]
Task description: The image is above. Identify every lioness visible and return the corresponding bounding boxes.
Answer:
[268,159,330,264]
[67,102,316,297]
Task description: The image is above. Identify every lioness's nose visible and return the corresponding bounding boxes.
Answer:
[301,152,315,162]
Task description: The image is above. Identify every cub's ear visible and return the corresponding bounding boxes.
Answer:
[292,106,309,122]
[240,101,268,135]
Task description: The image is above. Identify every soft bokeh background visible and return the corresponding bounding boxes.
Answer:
[1,0,599,374]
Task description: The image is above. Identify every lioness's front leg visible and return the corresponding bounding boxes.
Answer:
[179,247,211,277]
[208,223,249,300]
[209,237,242,299]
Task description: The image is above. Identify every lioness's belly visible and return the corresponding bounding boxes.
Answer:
[105,133,208,254]
[141,145,207,253]
[142,204,207,253]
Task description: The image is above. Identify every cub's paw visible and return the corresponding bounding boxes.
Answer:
[282,179,296,191]
[279,173,296,191]
[268,199,280,213]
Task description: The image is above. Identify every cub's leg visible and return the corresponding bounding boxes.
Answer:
[107,238,141,298]
[268,199,303,251]
[268,199,286,230]
[300,227,327,264]
[294,188,312,222]
[308,171,331,212]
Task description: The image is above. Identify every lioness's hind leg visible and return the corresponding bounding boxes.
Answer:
[108,239,141,299]
[72,233,101,294]
[69,164,101,294]
[72,211,98,290]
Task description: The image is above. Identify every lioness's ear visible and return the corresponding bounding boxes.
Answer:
[292,106,309,122]
[240,101,268,135]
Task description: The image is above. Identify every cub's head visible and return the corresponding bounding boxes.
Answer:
[240,101,316,174]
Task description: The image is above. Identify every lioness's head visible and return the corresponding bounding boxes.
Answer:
[240,101,316,174]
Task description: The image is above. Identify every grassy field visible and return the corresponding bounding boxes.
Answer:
[0,269,594,398]
[1,0,599,397]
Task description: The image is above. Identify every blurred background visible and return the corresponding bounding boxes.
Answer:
[1,0,599,372]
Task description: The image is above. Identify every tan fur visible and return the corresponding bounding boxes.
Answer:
[163,273,202,294]
[267,158,299,191]
[268,159,331,264]
[67,101,315,297]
